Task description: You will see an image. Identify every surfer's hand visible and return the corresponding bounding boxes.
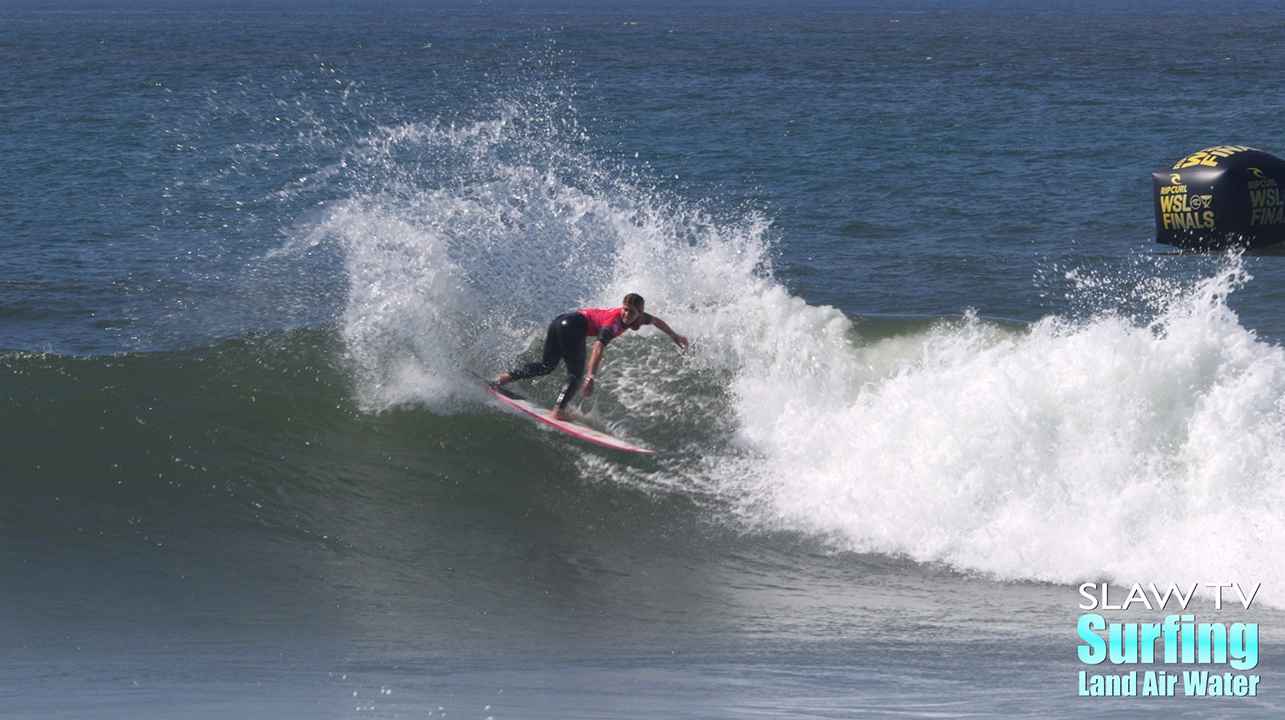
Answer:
[673,333,689,349]
[582,377,595,397]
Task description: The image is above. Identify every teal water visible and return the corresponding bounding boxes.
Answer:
[4,4,1285,717]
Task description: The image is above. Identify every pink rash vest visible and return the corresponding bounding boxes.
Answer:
[578,307,652,345]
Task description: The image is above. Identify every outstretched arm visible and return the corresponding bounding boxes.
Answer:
[649,316,689,349]
[581,340,607,397]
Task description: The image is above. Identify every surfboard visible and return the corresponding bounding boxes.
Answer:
[482,382,654,454]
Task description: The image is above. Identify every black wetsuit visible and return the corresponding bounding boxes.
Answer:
[507,312,590,409]
[506,308,652,409]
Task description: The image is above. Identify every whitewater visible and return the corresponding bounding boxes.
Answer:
[289,105,1285,608]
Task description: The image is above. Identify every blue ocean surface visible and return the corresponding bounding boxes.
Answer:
[3,2,1285,717]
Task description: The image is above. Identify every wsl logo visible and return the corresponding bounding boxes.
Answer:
[1076,582,1262,698]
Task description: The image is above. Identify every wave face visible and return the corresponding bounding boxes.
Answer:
[258,85,1285,604]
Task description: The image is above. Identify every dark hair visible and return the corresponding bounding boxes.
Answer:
[623,293,645,311]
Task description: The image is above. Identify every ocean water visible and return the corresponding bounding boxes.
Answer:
[4,2,1285,717]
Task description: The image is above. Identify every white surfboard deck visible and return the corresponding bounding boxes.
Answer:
[483,382,654,454]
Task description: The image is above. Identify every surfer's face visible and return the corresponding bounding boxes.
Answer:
[621,304,643,329]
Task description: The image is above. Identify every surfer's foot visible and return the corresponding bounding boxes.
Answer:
[549,408,574,423]
[493,373,512,386]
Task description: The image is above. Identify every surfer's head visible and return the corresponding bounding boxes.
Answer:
[622,293,646,329]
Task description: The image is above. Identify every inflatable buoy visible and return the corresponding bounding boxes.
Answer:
[1153,146,1285,251]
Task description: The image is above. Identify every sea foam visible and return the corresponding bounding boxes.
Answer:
[720,258,1285,605]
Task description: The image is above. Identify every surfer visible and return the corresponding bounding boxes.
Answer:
[493,293,689,422]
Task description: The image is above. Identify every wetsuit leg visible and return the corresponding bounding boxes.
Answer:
[508,313,588,407]
[508,317,565,381]
[554,317,588,410]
